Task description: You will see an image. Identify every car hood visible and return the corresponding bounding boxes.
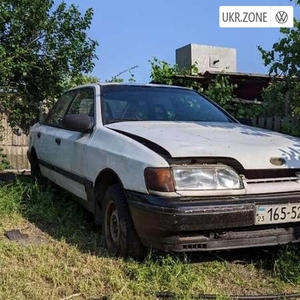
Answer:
[106,121,300,169]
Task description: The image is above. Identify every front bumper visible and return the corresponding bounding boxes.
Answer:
[126,191,300,252]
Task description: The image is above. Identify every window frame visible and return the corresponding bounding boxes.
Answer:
[100,85,238,125]
[43,86,97,130]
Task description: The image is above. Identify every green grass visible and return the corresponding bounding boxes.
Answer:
[0,177,300,299]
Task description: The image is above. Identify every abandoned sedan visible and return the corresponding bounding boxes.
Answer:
[28,83,300,258]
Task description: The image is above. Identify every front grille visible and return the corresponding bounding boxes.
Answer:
[246,177,299,184]
[244,169,300,179]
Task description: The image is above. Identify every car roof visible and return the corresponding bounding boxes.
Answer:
[99,82,190,89]
[67,82,192,91]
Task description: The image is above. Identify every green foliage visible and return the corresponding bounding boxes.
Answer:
[258,1,300,117]
[206,75,264,118]
[0,150,11,170]
[0,177,91,238]
[272,245,300,284]
[62,74,100,90]
[0,179,299,298]
[260,81,300,136]
[0,0,98,133]
[149,57,263,119]
[0,126,11,170]
[204,75,235,110]
[105,76,125,83]
[150,57,201,90]
[0,180,24,216]
[258,26,299,78]
[124,255,202,299]
[261,81,286,117]
[281,121,300,136]
[105,65,138,83]
[150,57,180,85]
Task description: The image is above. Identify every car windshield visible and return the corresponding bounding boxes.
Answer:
[101,85,235,124]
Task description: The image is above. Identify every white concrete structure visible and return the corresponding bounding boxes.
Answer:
[176,43,237,73]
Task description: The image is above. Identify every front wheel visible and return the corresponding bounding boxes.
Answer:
[102,184,147,259]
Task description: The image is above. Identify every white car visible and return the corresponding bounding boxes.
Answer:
[28,83,300,259]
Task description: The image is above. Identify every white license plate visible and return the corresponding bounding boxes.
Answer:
[255,203,300,225]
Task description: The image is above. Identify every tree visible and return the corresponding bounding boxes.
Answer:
[258,1,300,116]
[258,22,300,77]
[150,57,200,89]
[105,65,138,83]
[63,74,100,90]
[0,0,98,133]
[149,57,263,119]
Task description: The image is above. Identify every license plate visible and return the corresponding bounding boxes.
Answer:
[255,203,300,225]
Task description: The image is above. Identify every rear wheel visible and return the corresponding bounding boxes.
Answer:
[102,184,147,259]
[30,154,43,182]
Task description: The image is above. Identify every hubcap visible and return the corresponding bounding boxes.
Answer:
[108,204,120,245]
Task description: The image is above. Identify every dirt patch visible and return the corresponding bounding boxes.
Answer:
[4,220,50,246]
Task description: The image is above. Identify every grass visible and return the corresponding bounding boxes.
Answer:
[0,177,300,299]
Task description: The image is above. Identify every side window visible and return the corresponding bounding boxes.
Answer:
[45,90,77,125]
[67,88,95,117]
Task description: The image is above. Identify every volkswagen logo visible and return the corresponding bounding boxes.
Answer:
[275,11,289,24]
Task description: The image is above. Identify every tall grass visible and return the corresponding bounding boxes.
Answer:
[0,180,24,217]
[0,177,85,223]
[0,177,102,252]
[0,177,300,299]
[272,245,300,285]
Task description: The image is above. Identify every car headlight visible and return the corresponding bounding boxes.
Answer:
[144,165,244,192]
[172,165,243,190]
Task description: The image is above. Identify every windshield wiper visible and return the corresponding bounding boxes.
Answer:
[106,118,143,124]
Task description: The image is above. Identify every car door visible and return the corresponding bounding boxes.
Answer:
[36,86,96,201]
[35,89,78,184]
[48,86,96,201]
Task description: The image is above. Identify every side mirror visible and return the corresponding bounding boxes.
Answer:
[237,118,253,126]
[62,114,94,132]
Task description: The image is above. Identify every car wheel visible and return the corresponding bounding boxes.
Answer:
[102,184,147,259]
[30,154,43,182]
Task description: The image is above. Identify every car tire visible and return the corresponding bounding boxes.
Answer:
[30,154,43,182]
[102,183,147,260]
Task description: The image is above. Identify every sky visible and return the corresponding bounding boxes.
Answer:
[62,0,299,83]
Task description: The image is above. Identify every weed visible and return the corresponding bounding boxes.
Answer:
[0,181,23,218]
[273,245,300,285]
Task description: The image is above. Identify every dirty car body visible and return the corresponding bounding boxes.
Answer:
[28,83,300,257]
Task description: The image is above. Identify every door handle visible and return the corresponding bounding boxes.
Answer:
[37,132,41,138]
[55,138,61,145]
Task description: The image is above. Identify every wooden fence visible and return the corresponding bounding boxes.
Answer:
[0,115,29,170]
[248,116,299,133]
